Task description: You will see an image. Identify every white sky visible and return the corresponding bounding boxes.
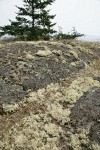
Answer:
[0,0,100,36]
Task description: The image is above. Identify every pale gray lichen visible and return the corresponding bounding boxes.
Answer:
[47,103,71,124]
[2,103,19,113]
[36,49,52,57]
[91,143,100,150]
[2,114,63,150]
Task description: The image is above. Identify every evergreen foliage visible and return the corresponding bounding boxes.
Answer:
[54,27,84,40]
[0,0,56,40]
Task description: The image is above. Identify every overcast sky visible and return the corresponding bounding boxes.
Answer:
[0,0,100,36]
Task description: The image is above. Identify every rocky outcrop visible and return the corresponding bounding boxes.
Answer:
[0,40,100,150]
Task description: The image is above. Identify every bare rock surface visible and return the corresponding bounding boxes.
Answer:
[0,40,100,150]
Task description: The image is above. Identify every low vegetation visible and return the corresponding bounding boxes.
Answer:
[53,27,84,40]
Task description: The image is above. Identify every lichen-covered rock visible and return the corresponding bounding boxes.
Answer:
[69,50,79,60]
[25,52,35,59]
[36,49,52,56]
[52,50,62,56]
[1,114,63,150]
[70,60,86,69]
[0,40,100,150]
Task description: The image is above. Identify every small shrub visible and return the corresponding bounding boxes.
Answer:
[54,27,84,40]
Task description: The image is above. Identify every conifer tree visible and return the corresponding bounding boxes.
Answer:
[0,0,56,40]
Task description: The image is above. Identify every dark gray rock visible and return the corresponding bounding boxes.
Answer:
[0,81,25,103]
[70,87,100,144]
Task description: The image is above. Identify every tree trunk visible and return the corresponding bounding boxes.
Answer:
[31,1,35,33]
